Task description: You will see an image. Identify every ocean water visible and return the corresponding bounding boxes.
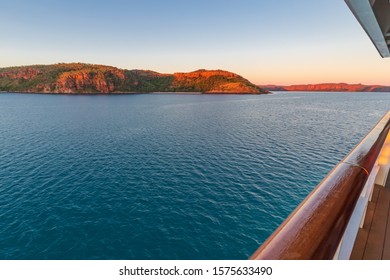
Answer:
[0,91,389,260]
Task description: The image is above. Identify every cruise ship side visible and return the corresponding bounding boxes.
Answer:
[250,0,390,260]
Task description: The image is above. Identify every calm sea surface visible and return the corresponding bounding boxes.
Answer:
[1,92,390,259]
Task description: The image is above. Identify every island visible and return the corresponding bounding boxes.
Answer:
[0,63,268,94]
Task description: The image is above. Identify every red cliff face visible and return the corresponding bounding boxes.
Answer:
[284,83,370,92]
[171,70,264,93]
[55,67,125,93]
[261,83,390,92]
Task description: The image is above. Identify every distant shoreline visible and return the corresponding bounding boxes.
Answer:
[260,83,390,93]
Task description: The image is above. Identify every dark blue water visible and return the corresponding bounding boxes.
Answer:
[1,92,389,259]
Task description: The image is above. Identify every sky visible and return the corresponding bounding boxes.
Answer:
[0,0,389,85]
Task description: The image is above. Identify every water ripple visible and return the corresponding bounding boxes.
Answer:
[0,92,389,259]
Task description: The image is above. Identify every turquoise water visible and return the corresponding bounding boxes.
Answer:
[0,92,389,260]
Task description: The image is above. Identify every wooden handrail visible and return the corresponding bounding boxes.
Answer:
[250,112,390,260]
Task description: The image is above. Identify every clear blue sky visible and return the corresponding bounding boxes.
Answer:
[1,0,389,85]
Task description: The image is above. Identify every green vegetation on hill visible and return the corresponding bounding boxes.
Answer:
[0,63,268,94]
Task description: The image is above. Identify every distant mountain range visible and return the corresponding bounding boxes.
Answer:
[260,83,390,92]
[0,63,268,94]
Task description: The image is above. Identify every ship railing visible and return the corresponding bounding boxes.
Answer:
[333,164,379,259]
[250,111,390,260]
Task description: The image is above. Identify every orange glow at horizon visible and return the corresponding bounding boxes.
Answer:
[244,45,390,86]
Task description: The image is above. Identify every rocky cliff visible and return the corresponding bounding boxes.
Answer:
[0,63,268,94]
[261,83,390,92]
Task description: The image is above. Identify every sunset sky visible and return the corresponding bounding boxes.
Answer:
[1,0,389,85]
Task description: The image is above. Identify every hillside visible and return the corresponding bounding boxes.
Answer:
[0,63,268,94]
[260,83,390,92]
